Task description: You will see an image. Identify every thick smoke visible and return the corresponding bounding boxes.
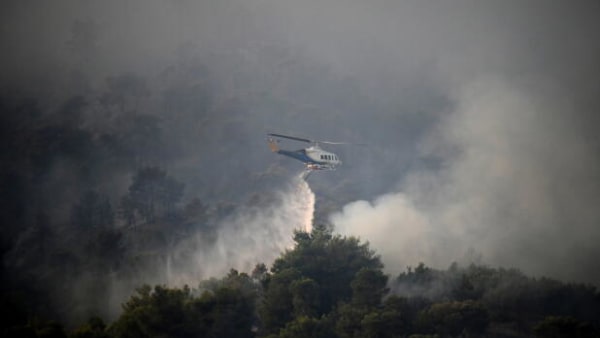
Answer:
[312,1,600,286]
[332,76,600,285]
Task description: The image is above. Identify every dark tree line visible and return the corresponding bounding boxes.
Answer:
[0,84,228,326]
[4,226,598,337]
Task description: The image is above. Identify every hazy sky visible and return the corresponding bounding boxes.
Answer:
[2,0,600,287]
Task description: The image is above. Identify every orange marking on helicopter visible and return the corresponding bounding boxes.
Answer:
[268,138,279,152]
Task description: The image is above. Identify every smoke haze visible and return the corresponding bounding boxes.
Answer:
[1,0,600,324]
[166,175,314,285]
[332,77,600,284]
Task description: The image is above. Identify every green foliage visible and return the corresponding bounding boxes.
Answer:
[260,268,302,334]
[417,300,489,337]
[270,225,382,317]
[198,269,258,338]
[208,287,255,338]
[351,268,388,309]
[251,263,269,283]
[394,262,600,334]
[260,225,383,335]
[4,319,68,338]
[335,296,412,338]
[8,228,600,338]
[335,302,367,338]
[533,316,597,338]
[109,275,256,338]
[362,296,413,338]
[277,316,335,338]
[70,317,109,338]
[109,285,196,338]
[290,278,320,318]
[360,311,402,338]
[34,321,68,338]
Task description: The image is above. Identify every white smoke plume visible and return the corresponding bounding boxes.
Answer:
[332,77,600,285]
[165,175,315,285]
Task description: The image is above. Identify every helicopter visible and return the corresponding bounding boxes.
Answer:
[267,133,346,178]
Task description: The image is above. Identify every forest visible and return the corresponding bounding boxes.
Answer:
[2,1,600,337]
[3,225,600,337]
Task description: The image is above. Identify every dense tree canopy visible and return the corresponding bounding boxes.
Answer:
[261,225,383,334]
[3,225,600,337]
[110,271,257,338]
[267,225,383,320]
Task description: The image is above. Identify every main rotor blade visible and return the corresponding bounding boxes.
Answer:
[269,133,367,146]
[320,141,368,146]
[268,133,312,143]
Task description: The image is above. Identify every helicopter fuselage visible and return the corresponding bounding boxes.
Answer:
[267,134,345,174]
[271,141,341,170]
[305,146,341,168]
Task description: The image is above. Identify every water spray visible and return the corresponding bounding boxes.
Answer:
[164,174,315,285]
